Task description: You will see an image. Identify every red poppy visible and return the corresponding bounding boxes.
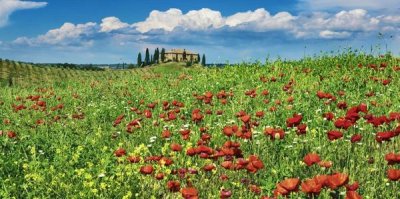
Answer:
[345,182,359,191]
[323,112,335,121]
[385,153,400,165]
[221,161,234,170]
[303,153,321,166]
[279,178,300,192]
[114,148,126,157]
[337,101,348,109]
[246,155,264,173]
[181,187,199,199]
[296,124,307,135]
[387,169,400,181]
[127,156,141,163]
[171,143,182,152]
[346,191,362,199]
[167,181,181,192]
[301,178,323,195]
[249,184,261,195]
[264,127,285,140]
[326,173,349,189]
[220,189,232,199]
[286,113,303,127]
[223,126,235,137]
[376,131,396,142]
[155,172,164,180]
[140,165,154,175]
[350,134,362,143]
[334,118,354,130]
[162,130,171,138]
[251,111,262,119]
[7,131,17,139]
[318,160,333,168]
[241,115,251,123]
[203,163,216,172]
[327,130,343,141]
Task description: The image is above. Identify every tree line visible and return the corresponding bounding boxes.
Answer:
[136,48,206,67]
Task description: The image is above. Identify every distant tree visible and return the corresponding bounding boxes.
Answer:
[197,54,200,63]
[150,54,154,64]
[154,48,159,64]
[183,49,187,61]
[137,52,142,67]
[145,48,150,66]
[201,54,206,66]
[161,48,166,62]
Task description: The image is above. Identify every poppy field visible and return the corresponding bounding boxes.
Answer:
[1,53,400,198]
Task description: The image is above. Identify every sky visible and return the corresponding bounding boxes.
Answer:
[0,0,399,64]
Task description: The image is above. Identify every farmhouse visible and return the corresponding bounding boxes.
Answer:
[165,49,199,62]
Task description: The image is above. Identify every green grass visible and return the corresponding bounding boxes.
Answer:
[0,52,399,198]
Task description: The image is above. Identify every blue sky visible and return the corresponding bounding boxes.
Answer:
[0,0,399,64]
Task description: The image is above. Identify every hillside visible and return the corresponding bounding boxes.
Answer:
[0,53,399,198]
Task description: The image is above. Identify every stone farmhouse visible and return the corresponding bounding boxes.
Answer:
[165,49,199,62]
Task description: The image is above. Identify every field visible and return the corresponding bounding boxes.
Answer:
[0,53,399,199]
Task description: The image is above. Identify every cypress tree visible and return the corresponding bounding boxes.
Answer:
[154,48,159,64]
[145,48,150,66]
[137,52,142,67]
[161,48,166,62]
[197,54,200,63]
[150,54,153,64]
[201,54,206,66]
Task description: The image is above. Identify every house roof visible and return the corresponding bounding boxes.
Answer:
[165,49,198,55]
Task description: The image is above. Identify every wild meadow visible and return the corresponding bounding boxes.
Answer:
[0,52,399,198]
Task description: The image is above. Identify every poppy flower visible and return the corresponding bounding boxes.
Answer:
[167,181,180,192]
[203,163,216,172]
[249,184,261,195]
[220,189,232,199]
[327,130,343,141]
[296,124,307,135]
[346,191,362,199]
[286,113,303,127]
[221,161,234,170]
[7,131,17,139]
[301,178,323,195]
[376,131,396,142]
[350,134,362,143]
[171,143,182,152]
[246,155,264,173]
[140,165,154,175]
[303,153,321,166]
[114,148,126,157]
[387,169,400,181]
[241,115,251,123]
[223,126,235,137]
[323,112,335,121]
[255,111,264,118]
[127,156,141,163]
[334,118,353,130]
[337,101,348,109]
[264,127,285,140]
[385,153,400,165]
[326,173,349,189]
[155,172,164,180]
[279,178,300,192]
[318,160,333,168]
[181,187,198,199]
[162,130,171,138]
[345,182,359,191]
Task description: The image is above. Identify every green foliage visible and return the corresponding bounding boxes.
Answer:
[201,54,206,66]
[137,52,142,67]
[144,48,150,66]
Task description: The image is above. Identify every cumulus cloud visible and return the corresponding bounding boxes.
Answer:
[14,22,98,47]
[0,0,47,27]
[100,17,129,32]
[298,0,400,11]
[9,7,400,49]
[134,8,225,33]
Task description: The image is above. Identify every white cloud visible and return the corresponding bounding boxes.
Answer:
[298,0,400,11]
[8,7,400,49]
[319,30,352,39]
[14,22,98,47]
[0,0,47,27]
[100,17,129,32]
[134,8,225,33]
